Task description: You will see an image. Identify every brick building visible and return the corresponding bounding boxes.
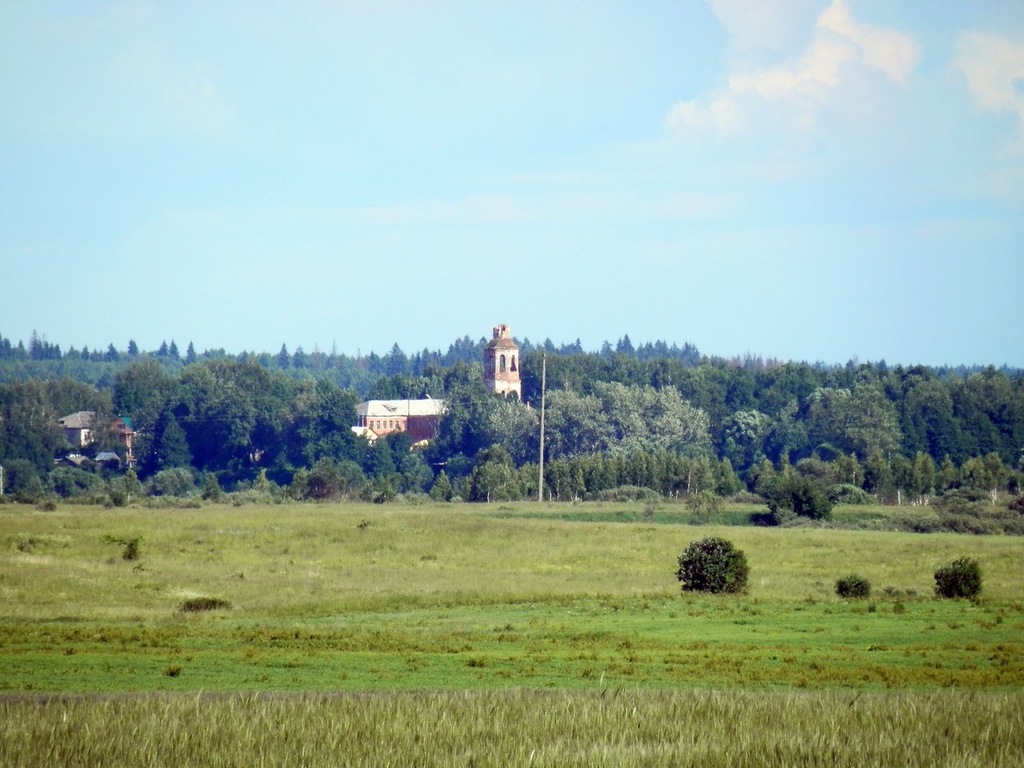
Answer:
[353,398,445,444]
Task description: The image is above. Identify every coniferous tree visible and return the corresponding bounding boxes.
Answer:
[152,408,192,471]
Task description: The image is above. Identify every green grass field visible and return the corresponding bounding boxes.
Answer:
[1,501,1022,765]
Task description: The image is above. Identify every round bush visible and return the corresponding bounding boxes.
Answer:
[934,557,982,599]
[835,573,872,599]
[828,483,875,506]
[766,475,833,524]
[676,537,749,594]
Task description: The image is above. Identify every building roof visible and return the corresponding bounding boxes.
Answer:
[60,454,92,467]
[356,399,446,418]
[59,411,96,429]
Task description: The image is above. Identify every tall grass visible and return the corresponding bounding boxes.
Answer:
[1,689,1021,767]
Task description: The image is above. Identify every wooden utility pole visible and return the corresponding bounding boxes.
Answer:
[537,353,546,502]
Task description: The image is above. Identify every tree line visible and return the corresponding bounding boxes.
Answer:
[0,332,701,395]
[0,331,1021,511]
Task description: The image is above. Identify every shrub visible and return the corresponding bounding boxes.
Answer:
[429,471,454,502]
[766,475,833,523]
[835,573,872,599]
[686,490,723,522]
[148,468,195,497]
[594,486,661,503]
[305,459,348,500]
[48,467,105,498]
[828,483,874,506]
[1009,494,1024,515]
[104,535,142,561]
[105,487,128,507]
[179,597,231,613]
[201,474,225,502]
[676,537,749,594]
[934,557,982,599]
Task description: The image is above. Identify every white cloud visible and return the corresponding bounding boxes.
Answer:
[670,0,920,135]
[954,31,1024,147]
[816,0,918,84]
[666,94,745,135]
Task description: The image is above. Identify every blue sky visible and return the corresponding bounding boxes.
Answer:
[2,1,1022,366]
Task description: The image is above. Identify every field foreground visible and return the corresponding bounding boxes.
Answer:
[2,501,1023,765]
[0,688,1020,767]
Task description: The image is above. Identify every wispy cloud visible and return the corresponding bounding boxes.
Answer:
[954,31,1024,151]
[668,0,919,135]
[3,5,232,141]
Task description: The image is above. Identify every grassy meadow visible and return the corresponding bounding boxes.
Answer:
[1,500,1023,765]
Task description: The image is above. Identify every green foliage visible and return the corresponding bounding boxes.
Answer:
[48,466,104,498]
[686,490,724,522]
[766,475,833,523]
[150,408,192,473]
[829,483,875,505]
[835,573,872,599]
[542,381,710,459]
[304,458,348,500]
[468,445,522,502]
[676,537,749,594]
[934,557,983,599]
[593,485,661,503]
[104,535,142,561]
[105,487,128,507]
[429,470,454,502]
[178,596,231,613]
[201,473,224,502]
[3,459,45,502]
[148,468,195,497]
[4,334,1024,510]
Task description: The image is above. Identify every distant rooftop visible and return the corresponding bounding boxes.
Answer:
[356,399,445,418]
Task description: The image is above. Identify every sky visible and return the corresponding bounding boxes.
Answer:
[2,1,1023,368]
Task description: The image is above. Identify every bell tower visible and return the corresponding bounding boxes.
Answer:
[483,324,521,398]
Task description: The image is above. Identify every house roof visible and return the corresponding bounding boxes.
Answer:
[95,451,121,463]
[60,454,92,467]
[356,399,445,419]
[59,411,96,429]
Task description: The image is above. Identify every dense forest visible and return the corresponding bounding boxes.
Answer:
[1,330,1022,523]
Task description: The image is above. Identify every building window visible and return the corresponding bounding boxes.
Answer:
[499,354,506,373]
[510,355,517,372]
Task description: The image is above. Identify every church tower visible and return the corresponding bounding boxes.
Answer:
[483,324,521,398]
